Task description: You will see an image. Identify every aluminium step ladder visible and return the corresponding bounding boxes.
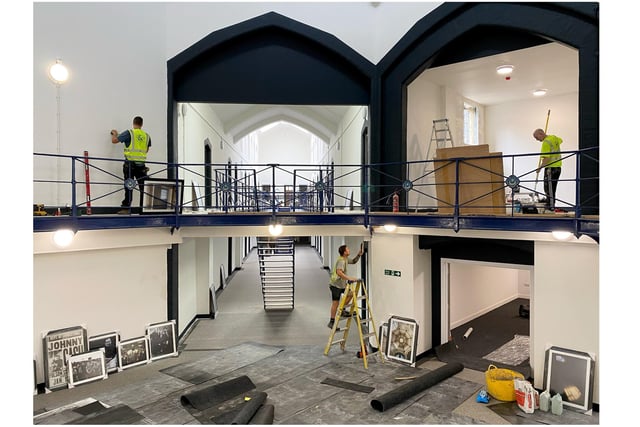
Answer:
[415,118,454,211]
[323,280,384,369]
[257,237,295,310]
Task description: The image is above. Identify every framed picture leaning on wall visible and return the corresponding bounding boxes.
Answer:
[118,336,150,371]
[67,348,108,388]
[386,316,419,366]
[89,331,120,373]
[140,178,184,214]
[42,325,87,391]
[146,320,178,361]
[543,346,595,414]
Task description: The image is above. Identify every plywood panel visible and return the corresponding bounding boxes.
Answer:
[434,145,505,215]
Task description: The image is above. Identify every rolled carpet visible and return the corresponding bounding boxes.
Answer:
[181,375,256,411]
[370,362,464,412]
[231,391,268,424]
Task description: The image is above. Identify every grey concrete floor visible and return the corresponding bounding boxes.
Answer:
[32,245,599,425]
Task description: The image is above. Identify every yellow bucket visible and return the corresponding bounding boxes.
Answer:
[485,364,524,402]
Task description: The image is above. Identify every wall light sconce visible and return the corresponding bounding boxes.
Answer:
[533,88,548,97]
[49,59,69,85]
[496,65,514,75]
[383,224,397,232]
[268,223,283,236]
[53,228,76,248]
[551,230,573,241]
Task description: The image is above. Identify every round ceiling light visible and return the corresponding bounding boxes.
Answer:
[496,65,514,75]
[533,89,548,97]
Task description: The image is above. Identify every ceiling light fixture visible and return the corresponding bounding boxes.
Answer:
[268,223,283,236]
[533,89,548,97]
[383,224,397,232]
[551,230,573,241]
[496,65,514,75]
[53,228,76,248]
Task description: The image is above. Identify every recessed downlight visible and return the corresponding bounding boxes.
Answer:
[496,65,514,75]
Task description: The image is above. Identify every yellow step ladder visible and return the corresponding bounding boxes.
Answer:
[323,280,384,369]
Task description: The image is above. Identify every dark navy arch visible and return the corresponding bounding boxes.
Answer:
[167,11,375,167]
[373,2,598,215]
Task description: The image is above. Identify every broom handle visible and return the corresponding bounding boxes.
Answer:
[537,110,551,172]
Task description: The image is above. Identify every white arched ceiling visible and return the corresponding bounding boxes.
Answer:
[207,104,353,143]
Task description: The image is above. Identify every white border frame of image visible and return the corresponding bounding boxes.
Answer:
[88,331,121,373]
[543,345,595,414]
[385,315,419,367]
[117,336,150,371]
[67,348,108,388]
[145,320,178,361]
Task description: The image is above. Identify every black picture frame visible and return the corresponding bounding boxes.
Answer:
[67,348,108,388]
[386,316,419,366]
[42,325,87,391]
[118,336,150,371]
[140,178,184,214]
[89,331,120,373]
[543,346,595,413]
[146,320,178,361]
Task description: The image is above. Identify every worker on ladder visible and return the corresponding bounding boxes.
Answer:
[327,243,363,330]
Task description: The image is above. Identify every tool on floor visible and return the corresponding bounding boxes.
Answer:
[324,279,384,369]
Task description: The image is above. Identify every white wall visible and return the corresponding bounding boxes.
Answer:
[448,261,522,328]
[369,233,430,354]
[33,230,176,385]
[532,240,599,402]
[486,93,578,207]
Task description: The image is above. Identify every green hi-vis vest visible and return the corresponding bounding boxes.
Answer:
[541,135,562,168]
[124,129,149,163]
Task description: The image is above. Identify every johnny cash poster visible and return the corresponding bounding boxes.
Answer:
[43,326,87,390]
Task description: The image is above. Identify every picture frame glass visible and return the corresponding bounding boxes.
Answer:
[118,337,149,370]
[89,332,120,373]
[543,346,595,412]
[386,316,419,365]
[146,321,178,361]
[140,178,184,214]
[67,349,107,387]
[43,326,87,390]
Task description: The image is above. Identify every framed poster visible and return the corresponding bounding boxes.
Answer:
[89,331,120,373]
[146,320,178,361]
[140,178,184,214]
[543,346,595,413]
[386,316,419,366]
[118,336,150,371]
[67,348,108,388]
[42,325,87,391]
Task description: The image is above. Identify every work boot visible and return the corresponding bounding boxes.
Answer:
[341,310,355,318]
[327,320,340,331]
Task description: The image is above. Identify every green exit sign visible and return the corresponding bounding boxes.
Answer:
[384,269,401,277]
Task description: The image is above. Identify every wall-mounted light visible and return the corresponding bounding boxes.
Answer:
[533,89,548,97]
[49,59,69,85]
[496,65,514,75]
[383,224,397,232]
[268,223,283,236]
[551,230,573,241]
[53,228,76,248]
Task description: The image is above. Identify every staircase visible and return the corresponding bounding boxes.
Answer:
[257,237,295,310]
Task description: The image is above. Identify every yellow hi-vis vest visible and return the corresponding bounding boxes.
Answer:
[124,129,149,163]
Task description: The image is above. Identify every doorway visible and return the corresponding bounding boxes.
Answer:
[440,258,532,370]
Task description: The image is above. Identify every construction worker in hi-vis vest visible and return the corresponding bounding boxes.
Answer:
[111,116,151,209]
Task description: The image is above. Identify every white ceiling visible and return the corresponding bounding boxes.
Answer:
[204,42,578,141]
